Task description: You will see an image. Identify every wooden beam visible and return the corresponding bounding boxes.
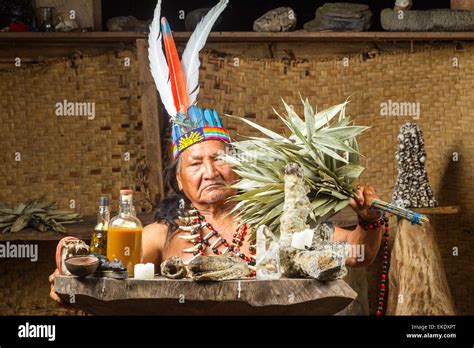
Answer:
[136,39,165,206]
[2,31,474,44]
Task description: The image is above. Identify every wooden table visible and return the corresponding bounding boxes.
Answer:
[55,276,357,316]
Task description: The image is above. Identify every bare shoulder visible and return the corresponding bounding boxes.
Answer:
[143,221,167,238]
[142,222,168,265]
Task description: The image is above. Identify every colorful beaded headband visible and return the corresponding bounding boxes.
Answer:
[171,106,231,160]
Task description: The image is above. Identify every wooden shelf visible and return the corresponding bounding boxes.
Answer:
[0,212,156,242]
[410,206,461,215]
[1,31,474,44]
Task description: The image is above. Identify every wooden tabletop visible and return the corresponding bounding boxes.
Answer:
[54,275,357,315]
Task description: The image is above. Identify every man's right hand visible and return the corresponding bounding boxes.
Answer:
[48,268,63,305]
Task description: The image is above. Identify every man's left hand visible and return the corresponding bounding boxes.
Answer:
[349,184,381,222]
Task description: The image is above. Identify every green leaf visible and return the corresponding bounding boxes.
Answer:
[303,97,315,141]
[15,203,26,215]
[224,114,289,142]
[334,199,351,213]
[335,164,365,180]
[281,99,307,135]
[320,125,368,139]
[233,170,277,184]
[314,101,349,130]
[11,215,30,232]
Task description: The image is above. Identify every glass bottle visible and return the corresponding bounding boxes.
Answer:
[107,189,143,276]
[36,7,55,32]
[90,196,109,256]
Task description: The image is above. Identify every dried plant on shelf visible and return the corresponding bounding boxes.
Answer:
[0,198,82,233]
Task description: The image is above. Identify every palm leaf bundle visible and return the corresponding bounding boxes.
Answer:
[0,198,82,234]
[223,97,367,235]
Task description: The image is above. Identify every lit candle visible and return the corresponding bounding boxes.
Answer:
[134,263,155,279]
[291,229,314,250]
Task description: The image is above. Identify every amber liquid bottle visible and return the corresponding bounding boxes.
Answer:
[90,196,109,256]
[107,189,143,276]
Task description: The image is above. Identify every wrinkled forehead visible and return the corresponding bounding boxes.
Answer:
[179,140,230,162]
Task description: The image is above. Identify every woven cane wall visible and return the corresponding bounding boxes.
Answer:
[0,50,149,215]
[192,46,474,315]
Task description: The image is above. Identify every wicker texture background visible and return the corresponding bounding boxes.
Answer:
[0,50,149,215]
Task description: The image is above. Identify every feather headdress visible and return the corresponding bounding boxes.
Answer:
[148,0,231,159]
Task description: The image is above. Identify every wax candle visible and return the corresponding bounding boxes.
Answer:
[291,229,314,250]
[134,263,155,279]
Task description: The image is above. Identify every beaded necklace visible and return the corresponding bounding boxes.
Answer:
[359,212,390,316]
[179,207,256,275]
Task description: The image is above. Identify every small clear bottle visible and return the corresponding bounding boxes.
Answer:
[256,225,281,280]
[90,196,109,256]
[107,189,143,276]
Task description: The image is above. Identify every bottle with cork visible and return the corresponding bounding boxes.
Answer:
[107,189,143,276]
[90,196,109,256]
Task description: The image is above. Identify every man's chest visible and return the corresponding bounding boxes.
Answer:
[161,228,253,264]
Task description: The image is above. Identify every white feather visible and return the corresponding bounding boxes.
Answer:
[181,0,229,105]
[148,0,177,119]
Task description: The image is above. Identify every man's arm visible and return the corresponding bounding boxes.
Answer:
[142,222,168,268]
[333,225,383,267]
[332,184,384,267]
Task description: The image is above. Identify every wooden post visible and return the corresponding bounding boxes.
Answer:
[136,39,165,205]
[387,219,456,315]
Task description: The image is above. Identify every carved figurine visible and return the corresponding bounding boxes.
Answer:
[55,237,89,275]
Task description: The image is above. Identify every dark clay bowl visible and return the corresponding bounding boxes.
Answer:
[65,256,99,277]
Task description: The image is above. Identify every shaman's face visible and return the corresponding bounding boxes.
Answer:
[176,140,239,205]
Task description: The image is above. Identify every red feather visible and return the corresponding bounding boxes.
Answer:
[161,17,189,114]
